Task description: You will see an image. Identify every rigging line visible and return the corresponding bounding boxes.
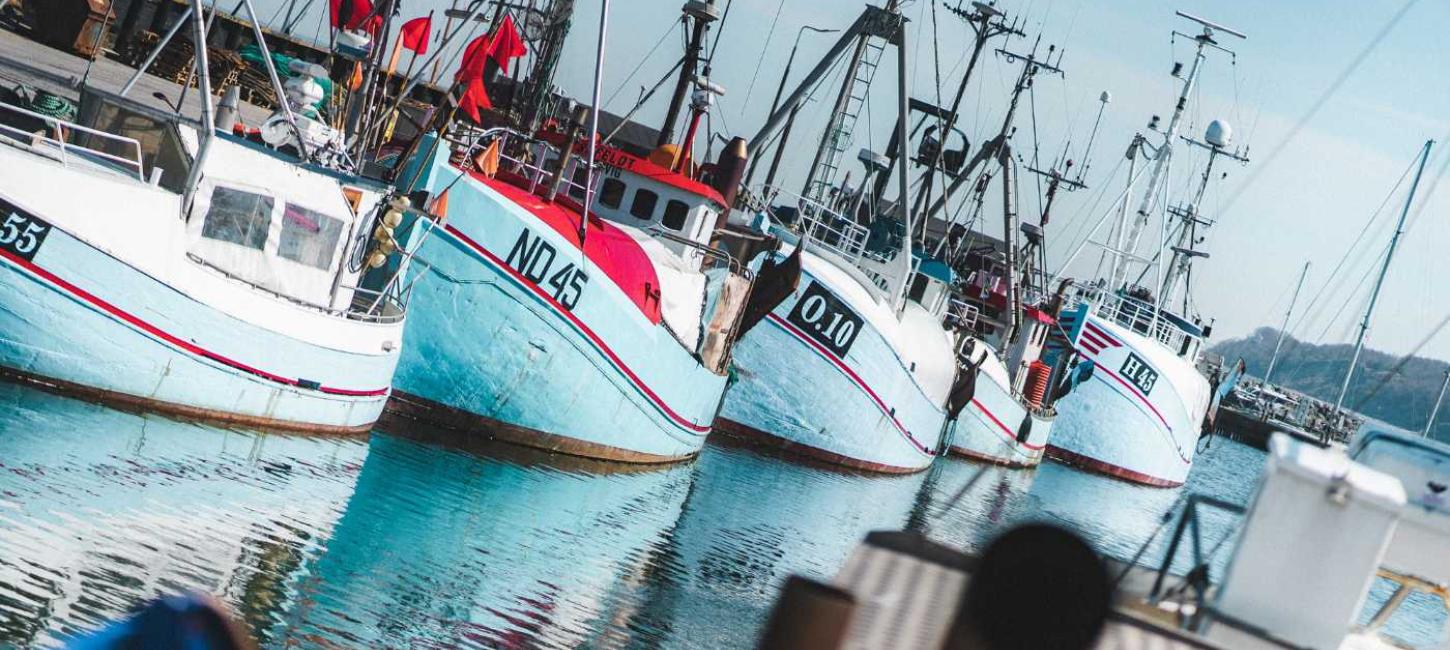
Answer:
[1219,0,1422,216]
[603,24,678,108]
[1029,81,1043,218]
[1053,153,1124,263]
[1283,153,1419,338]
[705,0,734,64]
[1313,243,1386,344]
[1352,310,1450,412]
[739,0,786,113]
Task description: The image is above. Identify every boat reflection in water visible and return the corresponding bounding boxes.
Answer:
[272,419,695,649]
[647,439,935,645]
[0,383,366,648]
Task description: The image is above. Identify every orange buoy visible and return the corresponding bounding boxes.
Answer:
[1025,361,1052,408]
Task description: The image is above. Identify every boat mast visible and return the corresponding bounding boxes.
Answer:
[1263,261,1310,384]
[906,1,1022,214]
[657,0,718,149]
[1424,369,1450,438]
[1106,12,1244,292]
[1333,139,1434,412]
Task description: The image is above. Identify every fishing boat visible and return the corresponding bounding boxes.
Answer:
[1045,12,1251,487]
[931,28,1077,470]
[0,1,411,433]
[385,2,765,462]
[705,2,961,474]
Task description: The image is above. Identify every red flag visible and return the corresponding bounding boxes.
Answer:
[329,0,373,30]
[487,14,528,74]
[399,15,431,55]
[458,76,492,123]
[453,34,491,84]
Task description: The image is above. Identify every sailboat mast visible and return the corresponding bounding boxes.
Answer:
[1264,261,1310,384]
[1334,139,1434,411]
[1424,369,1450,438]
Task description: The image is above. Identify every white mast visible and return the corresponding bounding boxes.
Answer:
[1333,139,1434,411]
[1424,369,1450,438]
[1263,261,1310,384]
[1106,12,1244,292]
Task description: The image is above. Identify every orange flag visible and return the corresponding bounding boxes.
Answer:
[473,140,501,177]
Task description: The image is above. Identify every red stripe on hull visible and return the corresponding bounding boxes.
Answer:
[441,224,713,434]
[1084,321,1120,347]
[0,364,374,435]
[715,417,925,474]
[0,248,389,397]
[968,397,1046,451]
[1079,330,1109,349]
[1045,445,1182,488]
[765,313,935,456]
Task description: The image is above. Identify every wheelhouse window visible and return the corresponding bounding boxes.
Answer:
[201,186,273,250]
[662,199,689,231]
[569,165,589,200]
[630,189,658,219]
[278,203,345,270]
[599,178,626,208]
[75,88,192,193]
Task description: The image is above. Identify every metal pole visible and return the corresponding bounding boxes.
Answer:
[1335,140,1434,411]
[745,25,834,185]
[1108,39,1206,291]
[761,103,799,190]
[657,0,714,149]
[181,0,216,211]
[892,18,911,311]
[745,14,866,159]
[1424,370,1450,438]
[1263,261,1310,384]
[580,0,609,245]
[120,4,195,96]
[238,0,313,162]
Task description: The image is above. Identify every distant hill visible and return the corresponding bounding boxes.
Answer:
[1212,327,1448,441]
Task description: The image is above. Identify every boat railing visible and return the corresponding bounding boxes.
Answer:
[947,297,979,331]
[448,126,600,201]
[649,228,748,277]
[186,253,405,323]
[0,99,148,182]
[1077,286,1200,354]
[763,185,880,267]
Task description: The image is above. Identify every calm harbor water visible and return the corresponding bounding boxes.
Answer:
[0,382,1442,648]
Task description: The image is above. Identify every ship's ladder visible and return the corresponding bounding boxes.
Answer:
[809,35,888,202]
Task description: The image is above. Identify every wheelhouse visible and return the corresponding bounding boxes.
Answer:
[2,85,404,321]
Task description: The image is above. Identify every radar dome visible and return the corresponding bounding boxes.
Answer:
[1205,120,1233,148]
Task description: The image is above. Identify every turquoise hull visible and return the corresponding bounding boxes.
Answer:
[390,148,727,461]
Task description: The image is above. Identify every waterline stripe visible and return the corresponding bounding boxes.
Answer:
[0,248,389,397]
[440,224,712,434]
[765,312,935,457]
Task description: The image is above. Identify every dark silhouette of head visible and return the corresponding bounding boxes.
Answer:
[953,523,1110,650]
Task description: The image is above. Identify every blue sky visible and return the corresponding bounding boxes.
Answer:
[252,0,1450,362]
